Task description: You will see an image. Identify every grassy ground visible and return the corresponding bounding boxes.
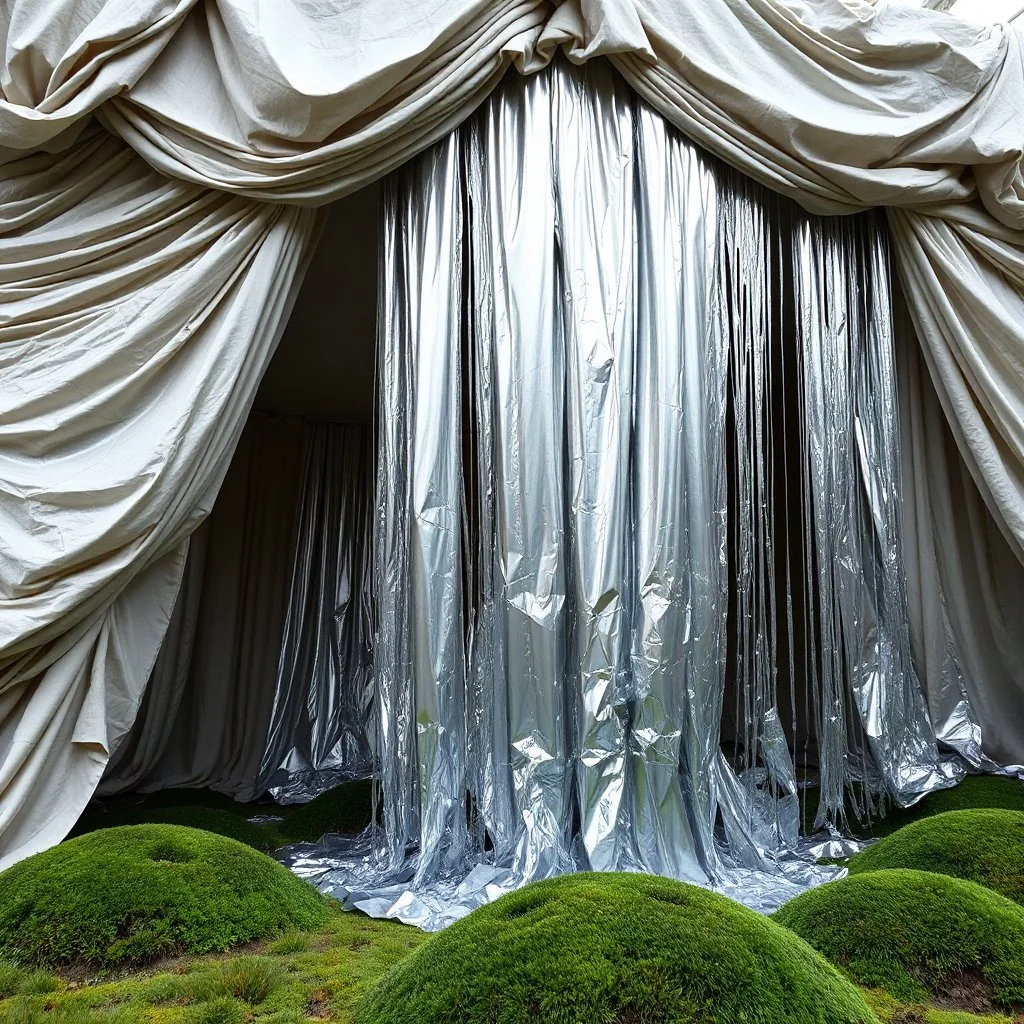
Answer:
[0,904,424,1024]
[0,908,1016,1024]
[8,775,1017,1023]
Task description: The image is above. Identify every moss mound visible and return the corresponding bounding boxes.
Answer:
[276,780,375,843]
[863,775,1024,838]
[848,809,1024,906]
[71,804,279,852]
[356,872,876,1024]
[0,825,329,970]
[773,869,1024,1009]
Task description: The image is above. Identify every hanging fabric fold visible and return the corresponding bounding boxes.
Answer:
[0,126,319,865]
[258,423,375,803]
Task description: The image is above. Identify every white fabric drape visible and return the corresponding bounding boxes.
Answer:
[4,0,1021,561]
[2,0,1024,865]
[0,127,318,866]
[898,309,1024,767]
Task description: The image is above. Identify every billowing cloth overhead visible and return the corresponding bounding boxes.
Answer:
[1,0,1022,553]
[0,1,193,156]
[0,128,319,866]
[1,0,1024,867]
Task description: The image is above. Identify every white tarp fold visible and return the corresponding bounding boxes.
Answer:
[1,0,1024,863]
[0,126,318,866]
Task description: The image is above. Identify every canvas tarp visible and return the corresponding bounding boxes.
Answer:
[0,0,1023,866]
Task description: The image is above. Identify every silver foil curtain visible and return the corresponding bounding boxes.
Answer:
[258,423,375,803]
[293,58,967,927]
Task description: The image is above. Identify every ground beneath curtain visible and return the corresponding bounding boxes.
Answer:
[0,896,1017,1024]
[4,776,1018,1024]
[68,780,376,852]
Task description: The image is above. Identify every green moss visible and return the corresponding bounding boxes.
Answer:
[859,776,1024,839]
[0,825,329,970]
[275,781,375,843]
[861,987,1016,1024]
[847,810,1024,906]
[0,907,423,1024]
[773,869,1024,1009]
[356,872,876,1024]
[72,806,281,852]
[2,889,1013,1024]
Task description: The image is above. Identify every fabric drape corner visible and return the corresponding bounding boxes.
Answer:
[0,127,319,865]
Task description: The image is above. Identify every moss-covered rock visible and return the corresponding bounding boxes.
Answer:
[356,872,877,1024]
[773,869,1024,1009]
[0,825,329,970]
[847,809,1024,906]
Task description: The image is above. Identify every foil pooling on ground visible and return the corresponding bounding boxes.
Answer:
[292,59,974,929]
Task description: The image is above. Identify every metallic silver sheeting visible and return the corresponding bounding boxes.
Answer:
[792,215,961,808]
[375,135,470,882]
[292,59,974,929]
[630,104,724,883]
[466,67,574,880]
[258,424,375,803]
[555,61,636,873]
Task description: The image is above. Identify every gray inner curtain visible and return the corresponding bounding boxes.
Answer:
[329,58,983,926]
[101,414,374,802]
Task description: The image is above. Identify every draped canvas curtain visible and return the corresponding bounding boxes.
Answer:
[99,415,307,800]
[2,0,1024,868]
[0,128,318,866]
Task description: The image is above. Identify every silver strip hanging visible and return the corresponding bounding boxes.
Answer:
[374,134,469,883]
[553,60,637,873]
[258,423,375,804]
[466,66,574,881]
[629,103,724,883]
[792,215,960,810]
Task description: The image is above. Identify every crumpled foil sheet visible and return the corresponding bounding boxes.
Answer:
[277,826,865,927]
[298,58,973,929]
[257,424,376,803]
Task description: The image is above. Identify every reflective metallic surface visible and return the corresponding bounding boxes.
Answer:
[791,214,960,810]
[293,59,969,928]
[467,67,573,882]
[259,424,375,802]
[375,132,471,886]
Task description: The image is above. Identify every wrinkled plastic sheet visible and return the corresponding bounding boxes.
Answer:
[258,424,376,803]
[299,59,967,929]
[277,828,858,927]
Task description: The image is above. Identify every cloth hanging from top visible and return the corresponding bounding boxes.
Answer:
[101,416,376,803]
[258,422,375,804]
[99,414,307,800]
[292,59,957,928]
[5,1,1022,562]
